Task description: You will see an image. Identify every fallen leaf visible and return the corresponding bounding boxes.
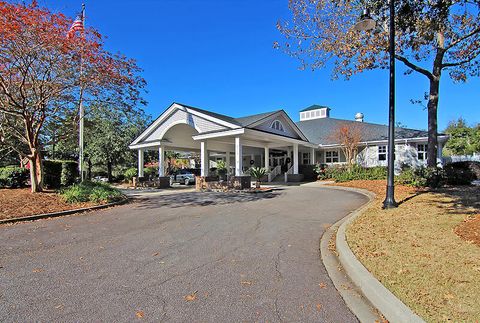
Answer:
[443,293,454,300]
[55,304,63,309]
[135,310,144,318]
[152,252,159,257]
[316,304,322,311]
[184,291,198,301]
[241,281,253,286]
[32,268,43,273]
[318,282,327,289]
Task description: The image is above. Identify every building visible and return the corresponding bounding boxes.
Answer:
[129,102,448,182]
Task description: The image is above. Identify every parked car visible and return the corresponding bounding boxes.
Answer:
[93,176,109,182]
[170,170,196,185]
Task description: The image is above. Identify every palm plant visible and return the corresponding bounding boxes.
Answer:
[249,167,268,189]
[216,160,228,180]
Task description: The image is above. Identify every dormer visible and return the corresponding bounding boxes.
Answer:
[300,105,331,121]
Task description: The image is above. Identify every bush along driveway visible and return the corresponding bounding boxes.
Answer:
[0,181,125,222]
[337,180,480,322]
[0,186,368,322]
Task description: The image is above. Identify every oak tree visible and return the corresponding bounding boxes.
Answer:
[0,1,145,192]
[276,0,480,167]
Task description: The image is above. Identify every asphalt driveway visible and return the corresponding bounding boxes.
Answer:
[0,185,367,322]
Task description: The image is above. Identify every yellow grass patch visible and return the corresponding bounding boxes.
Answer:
[339,181,480,322]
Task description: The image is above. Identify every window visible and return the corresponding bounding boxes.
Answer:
[315,110,320,117]
[270,120,284,132]
[325,150,339,163]
[417,144,427,160]
[302,152,310,165]
[378,146,387,161]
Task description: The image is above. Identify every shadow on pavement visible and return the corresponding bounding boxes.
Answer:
[135,191,281,209]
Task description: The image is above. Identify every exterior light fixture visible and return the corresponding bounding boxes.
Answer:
[354,2,398,209]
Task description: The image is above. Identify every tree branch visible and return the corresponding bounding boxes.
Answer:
[394,54,433,80]
[446,26,480,50]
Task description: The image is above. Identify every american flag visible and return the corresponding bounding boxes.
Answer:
[67,6,85,39]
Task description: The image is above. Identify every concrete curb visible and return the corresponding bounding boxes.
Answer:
[0,198,129,225]
[325,186,425,323]
[319,196,381,322]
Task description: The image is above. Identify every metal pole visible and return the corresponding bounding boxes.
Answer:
[383,0,397,208]
[78,4,86,181]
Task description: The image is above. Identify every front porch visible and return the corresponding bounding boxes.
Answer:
[128,103,318,189]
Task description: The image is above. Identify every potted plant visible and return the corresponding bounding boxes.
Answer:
[216,160,228,181]
[250,167,268,189]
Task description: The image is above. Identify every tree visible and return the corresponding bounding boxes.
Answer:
[330,122,363,170]
[276,0,480,168]
[444,118,480,156]
[0,1,145,192]
[84,104,149,182]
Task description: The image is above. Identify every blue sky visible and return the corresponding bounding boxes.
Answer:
[43,0,479,131]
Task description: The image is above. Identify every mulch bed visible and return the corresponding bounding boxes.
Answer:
[0,188,94,221]
[455,215,480,247]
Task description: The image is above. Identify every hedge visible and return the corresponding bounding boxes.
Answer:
[43,160,78,188]
[0,166,29,188]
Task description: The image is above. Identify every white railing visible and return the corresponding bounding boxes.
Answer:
[284,165,294,183]
[268,165,281,182]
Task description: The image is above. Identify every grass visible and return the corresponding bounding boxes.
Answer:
[60,181,124,204]
[337,180,480,322]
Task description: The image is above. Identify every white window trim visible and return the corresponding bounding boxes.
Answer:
[417,143,427,161]
[378,145,387,161]
[324,150,340,164]
[270,119,285,132]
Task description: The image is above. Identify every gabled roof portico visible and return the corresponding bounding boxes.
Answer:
[129,102,316,180]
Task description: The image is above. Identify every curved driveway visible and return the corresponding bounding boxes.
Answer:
[0,185,367,322]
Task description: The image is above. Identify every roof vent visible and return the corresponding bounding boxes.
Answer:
[300,105,330,121]
[355,112,364,122]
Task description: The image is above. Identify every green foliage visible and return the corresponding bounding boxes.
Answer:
[444,118,480,156]
[216,160,227,171]
[0,166,29,188]
[318,165,387,182]
[395,167,428,187]
[395,166,446,188]
[43,160,78,188]
[443,162,479,185]
[249,167,268,181]
[83,104,150,180]
[143,166,158,178]
[60,181,124,204]
[124,167,137,181]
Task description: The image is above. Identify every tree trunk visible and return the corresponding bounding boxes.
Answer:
[107,160,112,183]
[29,149,43,193]
[427,77,441,168]
[87,159,92,180]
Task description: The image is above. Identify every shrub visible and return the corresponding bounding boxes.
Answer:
[443,161,479,185]
[60,181,124,203]
[43,160,78,188]
[143,166,158,178]
[395,166,446,188]
[317,164,387,182]
[395,167,427,187]
[124,167,137,181]
[0,166,29,188]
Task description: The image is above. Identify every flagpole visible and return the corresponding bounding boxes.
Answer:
[79,3,85,181]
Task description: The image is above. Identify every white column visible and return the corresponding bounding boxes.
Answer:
[311,148,316,164]
[264,146,269,170]
[158,146,164,177]
[225,151,231,171]
[235,137,242,176]
[138,149,144,177]
[293,143,299,174]
[201,141,208,177]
